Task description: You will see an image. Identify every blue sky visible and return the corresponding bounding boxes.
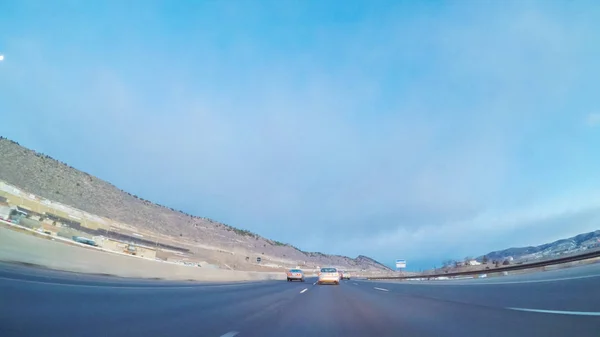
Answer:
[1,1,600,270]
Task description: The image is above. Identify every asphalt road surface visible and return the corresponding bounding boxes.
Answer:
[1,262,600,337]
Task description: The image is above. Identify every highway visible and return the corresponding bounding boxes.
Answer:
[1,262,599,336]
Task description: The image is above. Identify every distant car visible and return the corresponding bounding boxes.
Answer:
[341,271,351,280]
[287,269,304,282]
[318,267,340,285]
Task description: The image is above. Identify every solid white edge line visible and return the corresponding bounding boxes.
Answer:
[395,273,600,286]
[374,287,389,292]
[507,307,600,316]
[220,331,239,337]
[472,274,600,285]
[300,288,308,293]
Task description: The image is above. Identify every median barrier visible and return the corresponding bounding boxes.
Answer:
[368,250,600,280]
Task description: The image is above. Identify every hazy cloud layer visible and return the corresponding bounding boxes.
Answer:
[1,1,600,269]
[587,113,600,127]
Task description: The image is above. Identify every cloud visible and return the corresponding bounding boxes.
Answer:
[333,190,600,267]
[2,1,600,270]
[586,113,600,127]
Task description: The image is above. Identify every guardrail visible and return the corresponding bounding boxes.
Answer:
[368,249,600,280]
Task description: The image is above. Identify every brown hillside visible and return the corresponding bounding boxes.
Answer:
[0,137,390,272]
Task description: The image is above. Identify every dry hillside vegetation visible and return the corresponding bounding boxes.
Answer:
[0,137,390,271]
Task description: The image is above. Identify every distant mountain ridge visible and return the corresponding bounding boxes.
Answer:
[481,230,600,262]
[0,137,391,272]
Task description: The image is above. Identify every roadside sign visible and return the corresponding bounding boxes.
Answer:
[395,259,406,269]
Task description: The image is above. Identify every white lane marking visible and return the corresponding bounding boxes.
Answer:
[300,288,308,294]
[478,274,600,284]
[220,332,239,337]
[400,273,600,286]
[313,282,317,285]
[353,283,359,286]
[0,276,259,290]
[374,287,389,292]
[508,307,600,316]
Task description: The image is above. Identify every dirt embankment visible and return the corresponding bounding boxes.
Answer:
[0,225,285,282]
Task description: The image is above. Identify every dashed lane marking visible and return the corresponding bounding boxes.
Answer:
[507,307,600,316]
[300,288,308,294]
[374,287,389,292]
[220,332,239,337]
[353,283,359,286]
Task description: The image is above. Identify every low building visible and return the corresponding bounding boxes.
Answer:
[99,238,157,259]
[16,206,44,221]
[44,212,81,229]
[0,202,12,220]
